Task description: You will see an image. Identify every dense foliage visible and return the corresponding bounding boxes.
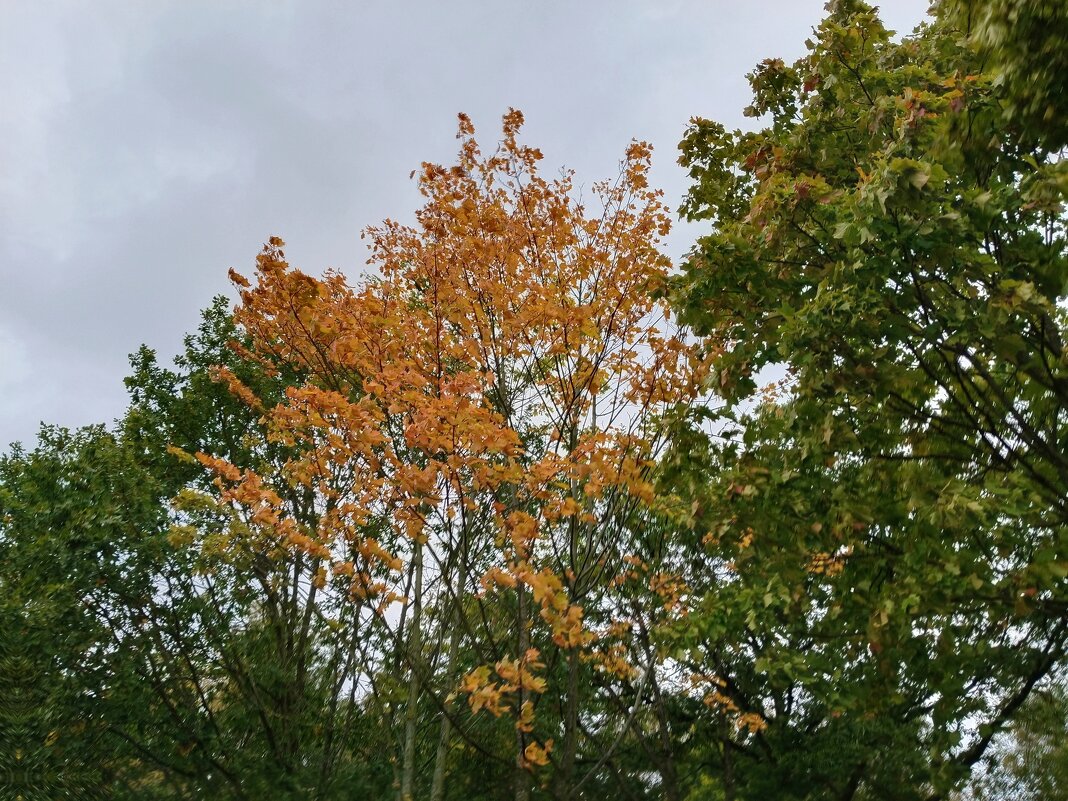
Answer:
[2,2,1064,799]
[669,0,1067,797]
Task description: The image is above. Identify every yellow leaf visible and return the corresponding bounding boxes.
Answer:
[523,738,553,767]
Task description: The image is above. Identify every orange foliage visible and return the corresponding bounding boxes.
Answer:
[198,109,707,761]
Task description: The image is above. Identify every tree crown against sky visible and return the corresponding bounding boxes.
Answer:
[669,0,1067,796]
[1,1,1066,800]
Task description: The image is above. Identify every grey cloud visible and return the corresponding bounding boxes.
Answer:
[0,0,930,448]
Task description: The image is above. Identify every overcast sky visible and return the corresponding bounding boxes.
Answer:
[0,0,930,449]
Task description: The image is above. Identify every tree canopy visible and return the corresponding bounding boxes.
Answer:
[669,1,1066,797]
[2,2,1065,800]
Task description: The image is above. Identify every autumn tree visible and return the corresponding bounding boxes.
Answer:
[205,110,708,800]
[667,0,1067,798]
[11,4,1065,798]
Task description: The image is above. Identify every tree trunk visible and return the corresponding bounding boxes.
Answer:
[556,649,580,799]
[722,717,735,801]
[650,670,680,801]
[401,543,424,801]
[514,582,530,801]
[429,622,460,801]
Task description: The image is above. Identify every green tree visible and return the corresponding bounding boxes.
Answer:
[667,1,1067,798]
[0,300,399,800]
[943,0,1068,150]
[0,425,168,800]
[965,677,1068,800]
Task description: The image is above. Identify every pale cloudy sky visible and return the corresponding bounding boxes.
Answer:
[0,0,930,448]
